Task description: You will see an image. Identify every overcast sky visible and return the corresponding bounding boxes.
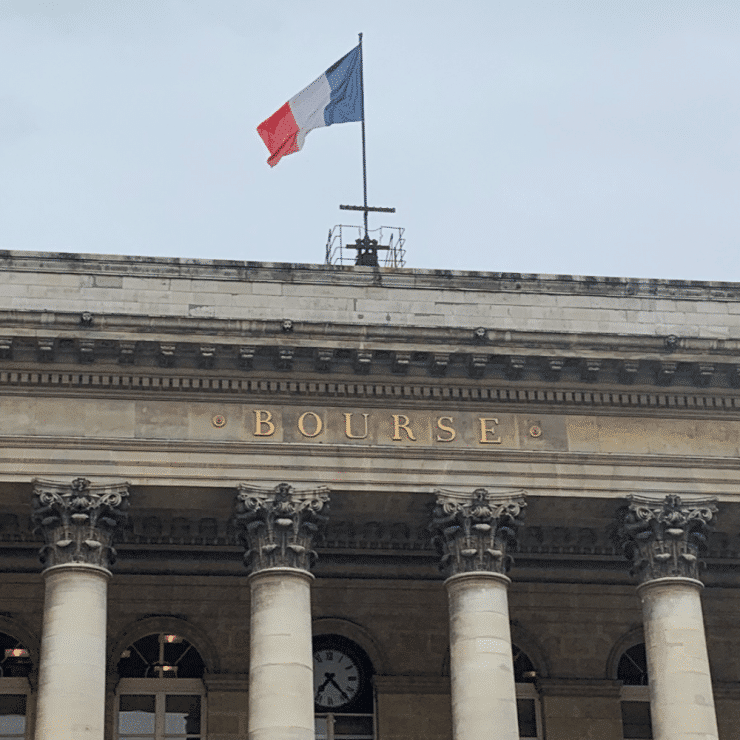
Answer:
[0,1,738,281]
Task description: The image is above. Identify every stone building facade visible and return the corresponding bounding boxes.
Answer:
[0,250,739,740]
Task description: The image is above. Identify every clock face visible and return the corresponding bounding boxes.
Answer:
[313,647,361,709]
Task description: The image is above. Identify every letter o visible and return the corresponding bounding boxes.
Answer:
[298,411,323,438]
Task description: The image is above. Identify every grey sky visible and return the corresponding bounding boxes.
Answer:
[0,1,738,280]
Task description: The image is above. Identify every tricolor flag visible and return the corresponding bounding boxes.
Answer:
[257,45,363,167]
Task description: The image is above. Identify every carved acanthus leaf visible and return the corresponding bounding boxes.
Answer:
[615,494,717,583]
[430,488,526,576]
[32,477,129,569]
[234,482,330,573]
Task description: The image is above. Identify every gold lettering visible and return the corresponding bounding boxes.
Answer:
[479,417,502,444]
[297,411,323,438]
[344,412,370,439]
[253,409,275,437]
[392,414,416,441]
[436,416,456,442]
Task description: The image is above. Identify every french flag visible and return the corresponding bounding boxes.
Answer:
[257,45,363,167]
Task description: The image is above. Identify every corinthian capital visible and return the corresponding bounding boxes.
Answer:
[430,488,526,577]
[234,482,330,574]
[615,494,717,583]
[32,477,130,570]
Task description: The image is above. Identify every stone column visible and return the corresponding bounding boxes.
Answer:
[31,477,129,740]
[235,483,329,740]
[430,488,526,740]
[616,494,719,740]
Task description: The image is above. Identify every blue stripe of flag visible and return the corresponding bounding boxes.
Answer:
[323,45,363,126]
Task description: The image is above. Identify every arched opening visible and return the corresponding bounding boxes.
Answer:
[616,642,652,739]
[115,632,206,740]
[117,633,205,679]
[0,632,33,740]
[513,645,542,740]
[313,634,374,740]
[617,643,648,686]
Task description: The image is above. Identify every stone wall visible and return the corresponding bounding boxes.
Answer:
[2,250,740,338]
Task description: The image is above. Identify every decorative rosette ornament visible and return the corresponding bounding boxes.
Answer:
[430,488,526,577]
[32,477,130,569]
[615,494,718,583]
[234,482,330,573]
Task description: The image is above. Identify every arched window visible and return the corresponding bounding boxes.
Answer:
[313,635,374,740]
[117,633,205,679]
[513,645,542,740]
[0,632,33,740]
[616,643,652,739]
[115,633,206,740]
[617,643,648,686]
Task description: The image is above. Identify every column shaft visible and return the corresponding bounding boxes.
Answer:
[446,572,518,740]
[639,578,719,740]
[34,564,110,740]
[248,568,315,740]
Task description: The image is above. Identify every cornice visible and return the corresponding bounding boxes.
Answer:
[536,678,622,698]
[202,673,250,692]
[2,308,737,353]
[713,683,740,701]
[1,310,740,391]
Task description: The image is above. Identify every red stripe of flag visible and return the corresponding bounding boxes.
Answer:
[256,102,301,168]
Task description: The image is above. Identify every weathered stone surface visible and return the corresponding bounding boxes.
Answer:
[430,488,526,576]
[639,579,719,740]
[234,483,329,573]
[36,565,110,740]
[615,494,717,583]
[32,477,129,570]
[248,568,314,740]
[1,252,740,739]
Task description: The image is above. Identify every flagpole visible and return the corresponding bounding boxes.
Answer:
[359,32,368,239]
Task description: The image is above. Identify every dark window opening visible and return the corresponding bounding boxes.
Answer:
[512,644,537,683]
[117,633,205,679]
[516,698,537,738]
[0,695,26,739]
[0,634,31,679]
[621,700,652,739]
[618,643,649,686]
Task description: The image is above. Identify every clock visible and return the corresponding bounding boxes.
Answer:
[313,646,362,709]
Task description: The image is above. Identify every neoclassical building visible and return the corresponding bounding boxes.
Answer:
[0,250,739,740]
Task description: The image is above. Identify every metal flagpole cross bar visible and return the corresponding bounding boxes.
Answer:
[338,32,396,267]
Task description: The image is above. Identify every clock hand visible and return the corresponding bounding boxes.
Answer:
[315,672,335,697]
[327,677,350,702]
